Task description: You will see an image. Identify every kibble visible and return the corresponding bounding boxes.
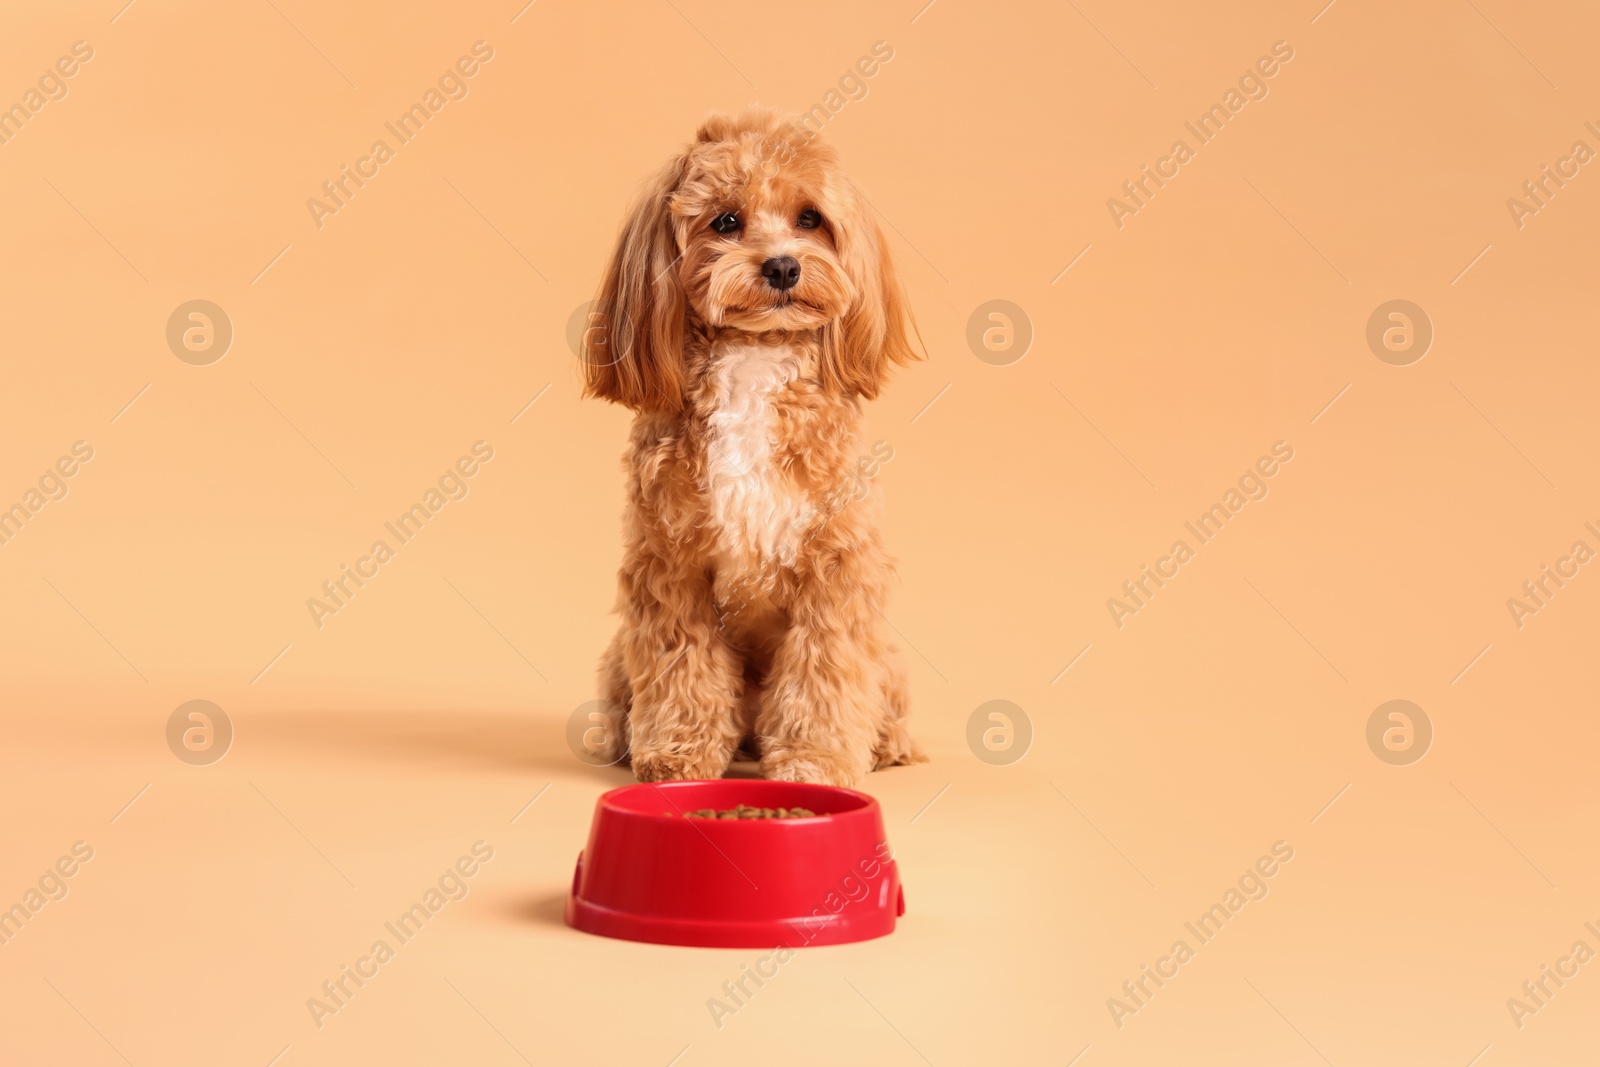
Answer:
[683,804,816,819]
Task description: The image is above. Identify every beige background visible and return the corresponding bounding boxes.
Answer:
[2,0,1597,1063]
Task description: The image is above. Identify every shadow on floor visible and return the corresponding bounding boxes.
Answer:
[240,707,628,782]
[240,707,774,782]
[496,890,571,929]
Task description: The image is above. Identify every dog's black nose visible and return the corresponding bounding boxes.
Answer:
[761,256,801,291]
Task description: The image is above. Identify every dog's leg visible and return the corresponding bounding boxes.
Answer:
[592,629,633,765]
[872,646,927,769]
[732,671,764,761]
[758,575,889,787]
[621,563,744,782]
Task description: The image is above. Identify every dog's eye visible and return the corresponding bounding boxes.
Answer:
[797,209,822,230]
[710,212,741,234]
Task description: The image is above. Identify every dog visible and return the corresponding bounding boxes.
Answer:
[582,108,925,787]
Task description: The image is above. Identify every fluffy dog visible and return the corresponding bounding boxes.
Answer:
[582,108,925,786]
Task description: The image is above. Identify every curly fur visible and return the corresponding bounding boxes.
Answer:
[582,109,926,786]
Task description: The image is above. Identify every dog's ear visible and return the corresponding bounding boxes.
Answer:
[582,154,688,412]
[819,188,921,400]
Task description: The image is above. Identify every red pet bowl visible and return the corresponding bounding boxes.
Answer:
[564,779,904,948]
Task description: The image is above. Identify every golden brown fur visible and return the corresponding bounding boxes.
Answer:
[582,108,925,786]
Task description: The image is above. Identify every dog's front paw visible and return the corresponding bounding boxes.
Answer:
[762,748,865,787]
[631,748,725,783]
[872,720,929,770]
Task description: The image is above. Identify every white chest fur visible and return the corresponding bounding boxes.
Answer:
[702,341,812,583]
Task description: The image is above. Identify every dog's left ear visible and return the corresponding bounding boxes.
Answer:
[582,153,690,413]
[820,188,922,399]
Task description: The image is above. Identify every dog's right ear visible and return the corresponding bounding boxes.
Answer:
[582,154,688,413]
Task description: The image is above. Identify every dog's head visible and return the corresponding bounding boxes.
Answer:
[582,108,919,412]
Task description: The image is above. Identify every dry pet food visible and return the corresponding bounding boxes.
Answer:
[683,805,816,819]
